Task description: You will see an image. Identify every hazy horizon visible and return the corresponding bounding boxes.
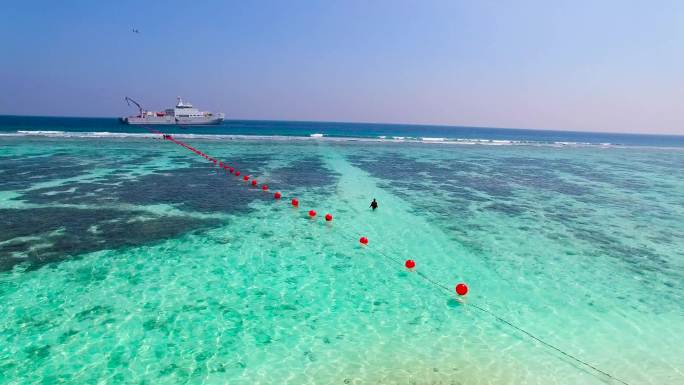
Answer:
[2,1,683,135]
[3,113,684,137]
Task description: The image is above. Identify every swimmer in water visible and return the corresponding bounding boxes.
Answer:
[370,198,378,210]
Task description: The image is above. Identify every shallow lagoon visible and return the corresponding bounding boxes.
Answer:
[1,136,683,384]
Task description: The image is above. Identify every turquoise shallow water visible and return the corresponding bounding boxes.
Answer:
[1,135,683,384]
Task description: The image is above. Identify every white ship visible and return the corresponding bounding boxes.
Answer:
[120,97,225,125]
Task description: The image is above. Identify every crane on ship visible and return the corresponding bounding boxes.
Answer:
[124,97,144,117]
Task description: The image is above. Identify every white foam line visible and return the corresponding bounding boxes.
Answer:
[3,130,683,150]
[9,131,159,139]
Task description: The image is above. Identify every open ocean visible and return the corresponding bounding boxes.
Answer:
[0,116,683,385]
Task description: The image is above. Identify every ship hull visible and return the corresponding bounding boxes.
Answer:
[121,116,224,125]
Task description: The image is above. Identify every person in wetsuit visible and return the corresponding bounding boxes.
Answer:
[370,198,378,210]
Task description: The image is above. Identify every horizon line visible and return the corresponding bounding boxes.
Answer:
[1,113,682,138]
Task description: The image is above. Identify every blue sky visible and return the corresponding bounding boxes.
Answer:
[1,0,683,134]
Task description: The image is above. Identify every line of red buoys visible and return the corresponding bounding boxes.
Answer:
[160,133,470,301]
[165,134,332,226]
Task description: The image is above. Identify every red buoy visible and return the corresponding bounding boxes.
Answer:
[291,198,299,207]
[359,236,368,245]
[455,283,468,296]
[229,167,234,173]
[243,175,249,181]
[274,191,282,199]
[235,171,241,176]
[262,185,268,191]
[308,210,316,217]
[405,259,415,269]
[325,213,333,221]
[251,180,257,186]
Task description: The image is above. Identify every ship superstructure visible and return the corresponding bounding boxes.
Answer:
[121,97,224,125]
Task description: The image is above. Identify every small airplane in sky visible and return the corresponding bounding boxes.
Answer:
[132,28,140,34]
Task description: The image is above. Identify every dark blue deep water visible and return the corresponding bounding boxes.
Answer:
[1,115,683,147]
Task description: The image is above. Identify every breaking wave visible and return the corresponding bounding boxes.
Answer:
[3,130,682,150]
